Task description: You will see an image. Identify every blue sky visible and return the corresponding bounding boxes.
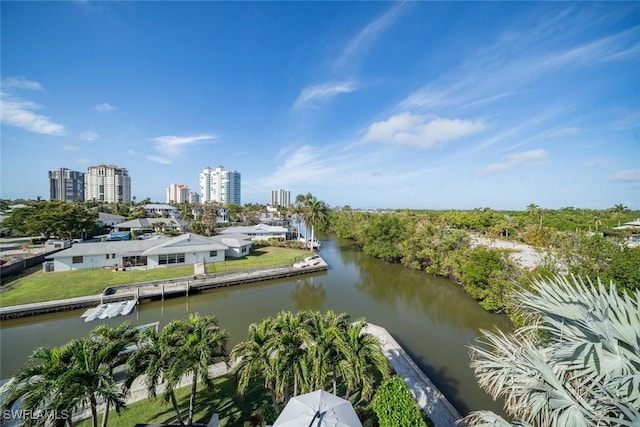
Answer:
[1,1,639,210]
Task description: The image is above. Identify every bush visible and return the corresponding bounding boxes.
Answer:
[372,376,427,427]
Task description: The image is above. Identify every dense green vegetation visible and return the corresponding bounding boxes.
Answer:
[329,208,640,313]
[465,275,640,426]
[2,311,397,427]
[372,376,429,427]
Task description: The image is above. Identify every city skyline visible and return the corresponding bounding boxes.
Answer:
[1,2,638,209]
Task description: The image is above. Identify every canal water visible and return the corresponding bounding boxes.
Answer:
[0,235,511,416]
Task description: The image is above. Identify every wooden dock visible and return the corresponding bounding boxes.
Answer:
[0,258,328,320]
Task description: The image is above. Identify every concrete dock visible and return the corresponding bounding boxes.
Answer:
[364,323,463,427]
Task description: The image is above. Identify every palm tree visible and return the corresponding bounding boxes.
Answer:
[89,323,139,427]
[1,345,77,427]
[63,337,128,427]
[337,319,390,401]
[125,326,185,425]
[271,311,310,401]
[303,197,328,252]
[231,318,281,413]
[165,314,229,426]
[305,310,350,394]
[465,275,640,426]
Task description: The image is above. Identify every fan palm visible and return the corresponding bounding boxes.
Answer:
[465,275,640,427]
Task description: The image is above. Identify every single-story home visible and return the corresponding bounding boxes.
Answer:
[114,218,186,233]
[98,212,128,228]
[209,233,253,258]
[44,233,251,272]
[221,223,288,242]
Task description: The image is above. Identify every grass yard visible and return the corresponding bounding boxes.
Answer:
[0,246,309,306]
[77,375,275,427]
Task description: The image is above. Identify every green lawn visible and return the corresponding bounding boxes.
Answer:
[0,246,309,306]
[77,375,274,427]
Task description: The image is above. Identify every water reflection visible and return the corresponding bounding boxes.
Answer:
[290,277,326,311]
[1,234,510,417]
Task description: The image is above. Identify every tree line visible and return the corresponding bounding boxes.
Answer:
[328,209,639,313]
[1,311,406,427]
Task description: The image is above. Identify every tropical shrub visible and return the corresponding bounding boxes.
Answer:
[372,376,428,427]
[465,275,640,427]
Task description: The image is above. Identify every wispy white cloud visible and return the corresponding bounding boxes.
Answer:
[149,134,217,157]
[612,110,640,130]
[63,145,80,151]
[584,157,614,168]
[293,81,356,111]
[94,103,116,112]
[362,112,486,148]
[609,169,640,183]
[79,130,99,141]
[333,1,408,71]
[2,76,43,91]
[145,155,172,165]
[0,92,65,135]
[480,148,548,175]
[75,157,91,165]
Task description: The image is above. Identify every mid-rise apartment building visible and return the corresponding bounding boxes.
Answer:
[166,183,190,204]
[85,164,131,203]
[49,167,85,202]
[199,166,241,205]
[271,189,291,207]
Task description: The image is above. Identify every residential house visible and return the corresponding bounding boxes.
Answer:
[45,233,228,272]
[98,212,128,228]
[221,223,288,242]
[114,218,186,234]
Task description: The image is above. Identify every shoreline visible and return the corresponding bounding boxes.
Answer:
[66,323,462,427]
[0,259,328,320]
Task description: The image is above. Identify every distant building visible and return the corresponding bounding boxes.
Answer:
[199,165,241,205]
[49,168,85,202]
[143,204,178,218]
[85,164,131,203]
[98,212,127,228]
[166,183,190,204]
[189,191,200,204]
[271,189,291,207]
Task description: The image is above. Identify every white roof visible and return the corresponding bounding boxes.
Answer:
[222,223,288,234]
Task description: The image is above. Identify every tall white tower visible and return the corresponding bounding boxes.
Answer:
[199,166,241,205]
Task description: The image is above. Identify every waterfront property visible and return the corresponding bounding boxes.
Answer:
[44,233,236,272]
[114,217,186,234]
[221,223,288,242]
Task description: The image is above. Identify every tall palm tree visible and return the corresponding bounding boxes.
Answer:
[271,311,310,401]
[231,318,281,413]
[303,197,328,252]
[125,326,185,425]
[305,310,350,394]
[89,323,139,427]
[165,314,229,426]
[465,275,640,427]
[63,338,128,427]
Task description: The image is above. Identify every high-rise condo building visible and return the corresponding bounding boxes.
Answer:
[85,164,131,203]
[189,191,200,204]
[49,167,85,202]
[166,183,190,203]
[199,166,241,205]
[271,189,291,207]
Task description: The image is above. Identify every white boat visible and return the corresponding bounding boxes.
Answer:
[85,304,108,322]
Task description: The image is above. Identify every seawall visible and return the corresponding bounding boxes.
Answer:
[0,259,327,320]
